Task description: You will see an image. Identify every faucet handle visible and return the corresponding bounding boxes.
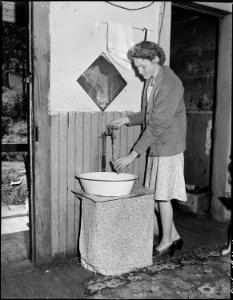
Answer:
[105,125,116,138]
[106,124,113,131]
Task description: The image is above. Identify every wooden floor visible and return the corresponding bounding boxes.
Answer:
[1,207,230,299]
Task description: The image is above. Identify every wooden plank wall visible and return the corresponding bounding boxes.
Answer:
[50,111,146,258]
[184,112,213,187]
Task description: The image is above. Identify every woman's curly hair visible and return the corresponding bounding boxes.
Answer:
[127,41,166,65]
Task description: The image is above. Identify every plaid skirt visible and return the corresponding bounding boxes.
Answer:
[145,153,187,202]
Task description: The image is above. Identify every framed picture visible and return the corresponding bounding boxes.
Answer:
[77,53,127,111]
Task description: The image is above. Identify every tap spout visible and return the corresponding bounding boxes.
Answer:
[104,125,116,138]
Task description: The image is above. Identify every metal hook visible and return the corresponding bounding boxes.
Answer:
[143,28,148,41]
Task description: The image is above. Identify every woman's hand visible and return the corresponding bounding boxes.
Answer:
[109,117,129,130]
[112,151,138,173]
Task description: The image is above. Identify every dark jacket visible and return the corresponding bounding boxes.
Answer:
[128,65,187,156]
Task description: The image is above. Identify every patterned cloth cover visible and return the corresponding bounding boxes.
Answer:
[79,190,154,275]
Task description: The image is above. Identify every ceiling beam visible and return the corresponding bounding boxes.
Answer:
[172,2,231,17]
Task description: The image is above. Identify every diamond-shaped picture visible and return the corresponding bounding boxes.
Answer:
[77,53,127,111]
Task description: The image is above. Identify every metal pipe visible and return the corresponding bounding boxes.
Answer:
[102,126,115,172]
[102,134,106,172]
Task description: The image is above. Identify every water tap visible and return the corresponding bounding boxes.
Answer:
[103,125,116,139]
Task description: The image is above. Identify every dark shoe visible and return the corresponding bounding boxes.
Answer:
[173,238,183,250]
[153,243,175,258]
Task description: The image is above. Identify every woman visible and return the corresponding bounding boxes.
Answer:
[109,41,187,258]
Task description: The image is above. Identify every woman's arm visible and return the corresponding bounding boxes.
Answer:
[127,111,143,126]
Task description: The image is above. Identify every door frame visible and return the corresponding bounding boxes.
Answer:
[29,1,52,264]
[210,13,231,222]
[27,1,35,263]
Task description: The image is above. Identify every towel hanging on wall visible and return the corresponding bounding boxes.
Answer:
[107,22,135,70]
[205,119,212,156]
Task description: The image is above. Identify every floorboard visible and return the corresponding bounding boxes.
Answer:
[23,271,55,299]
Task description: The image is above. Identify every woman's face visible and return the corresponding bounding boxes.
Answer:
[133,57,159,79]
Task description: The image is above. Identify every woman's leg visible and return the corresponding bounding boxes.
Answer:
[153,201,159,236]
[155,200,173,251]
[154,200,180,248]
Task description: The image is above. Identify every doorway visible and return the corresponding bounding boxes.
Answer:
[1,1,32,264]
[170,4,219,216]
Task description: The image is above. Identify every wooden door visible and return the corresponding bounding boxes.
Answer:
[171,6,219,189]
[171,3,232,221]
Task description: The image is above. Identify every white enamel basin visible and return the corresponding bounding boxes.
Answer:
[77,172,138,196]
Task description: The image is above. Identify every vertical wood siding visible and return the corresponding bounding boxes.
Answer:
[50,111,146,258]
